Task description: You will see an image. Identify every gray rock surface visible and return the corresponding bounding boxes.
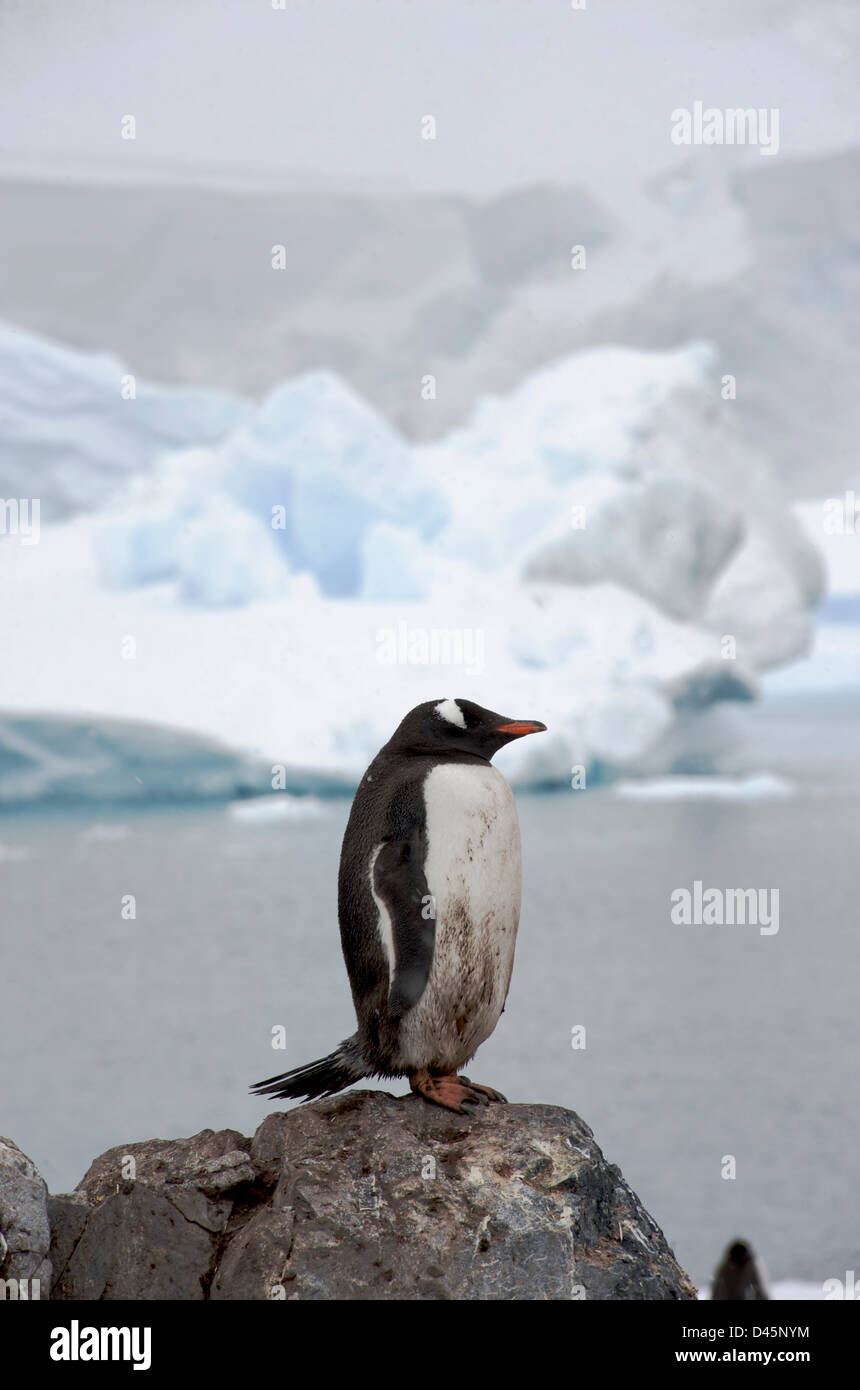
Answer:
[0,1136,51,1294]
[42,1093,695,1301]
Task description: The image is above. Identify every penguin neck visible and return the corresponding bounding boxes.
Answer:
[388,743,493,766]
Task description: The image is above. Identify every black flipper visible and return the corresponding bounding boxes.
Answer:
[373,835,436,1015]
[251,1034,367,1102]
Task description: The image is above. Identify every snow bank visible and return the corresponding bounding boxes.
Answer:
[228,794,326,822]
[698,1280,827,1301]
[613,773,794,802]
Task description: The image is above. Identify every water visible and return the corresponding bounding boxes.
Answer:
[2,695,858,1291]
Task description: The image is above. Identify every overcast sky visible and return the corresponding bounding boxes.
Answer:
[1,0,857,201]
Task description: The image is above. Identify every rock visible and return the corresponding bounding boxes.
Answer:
[50,1128,256,1300]
[39,1094,694,1301]
[45,1194,88,1289]
[0,1137,52,1293]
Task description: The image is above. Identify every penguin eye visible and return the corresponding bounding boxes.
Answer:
[461,704,480,729]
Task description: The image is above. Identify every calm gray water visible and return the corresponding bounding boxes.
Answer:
[2,695,858,1291]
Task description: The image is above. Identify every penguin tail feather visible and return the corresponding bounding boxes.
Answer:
[250,1034,368,1103]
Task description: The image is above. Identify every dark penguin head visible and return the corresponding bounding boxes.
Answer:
[726,1240,753,1267]
[387,698,546,762]
[711,1237,769,1301]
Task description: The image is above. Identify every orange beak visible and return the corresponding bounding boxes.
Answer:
[495,720,547,737]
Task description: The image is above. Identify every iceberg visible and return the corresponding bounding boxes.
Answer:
[0,323,247,521]
[758,498,860,695]
[0,713,275,806]
[89,370,448,600]
[422,344,822,672]
[0,332,830,801]
[216,371,448,596]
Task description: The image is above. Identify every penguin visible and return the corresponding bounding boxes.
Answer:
[252,697,546,1113]
[711,1239,770,1301]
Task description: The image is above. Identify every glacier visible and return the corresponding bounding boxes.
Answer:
[0,328,840,803]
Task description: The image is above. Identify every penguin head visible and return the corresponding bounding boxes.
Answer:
[390,698,547,761]
[726,1240,753,1267]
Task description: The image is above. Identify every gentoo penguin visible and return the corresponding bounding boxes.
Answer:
[252,697,546,1113]
[711,1240,770,1301]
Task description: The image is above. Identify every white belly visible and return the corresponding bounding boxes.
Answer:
[394,761,522,1072]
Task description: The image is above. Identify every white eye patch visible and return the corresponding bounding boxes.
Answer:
[435,698,466,729]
